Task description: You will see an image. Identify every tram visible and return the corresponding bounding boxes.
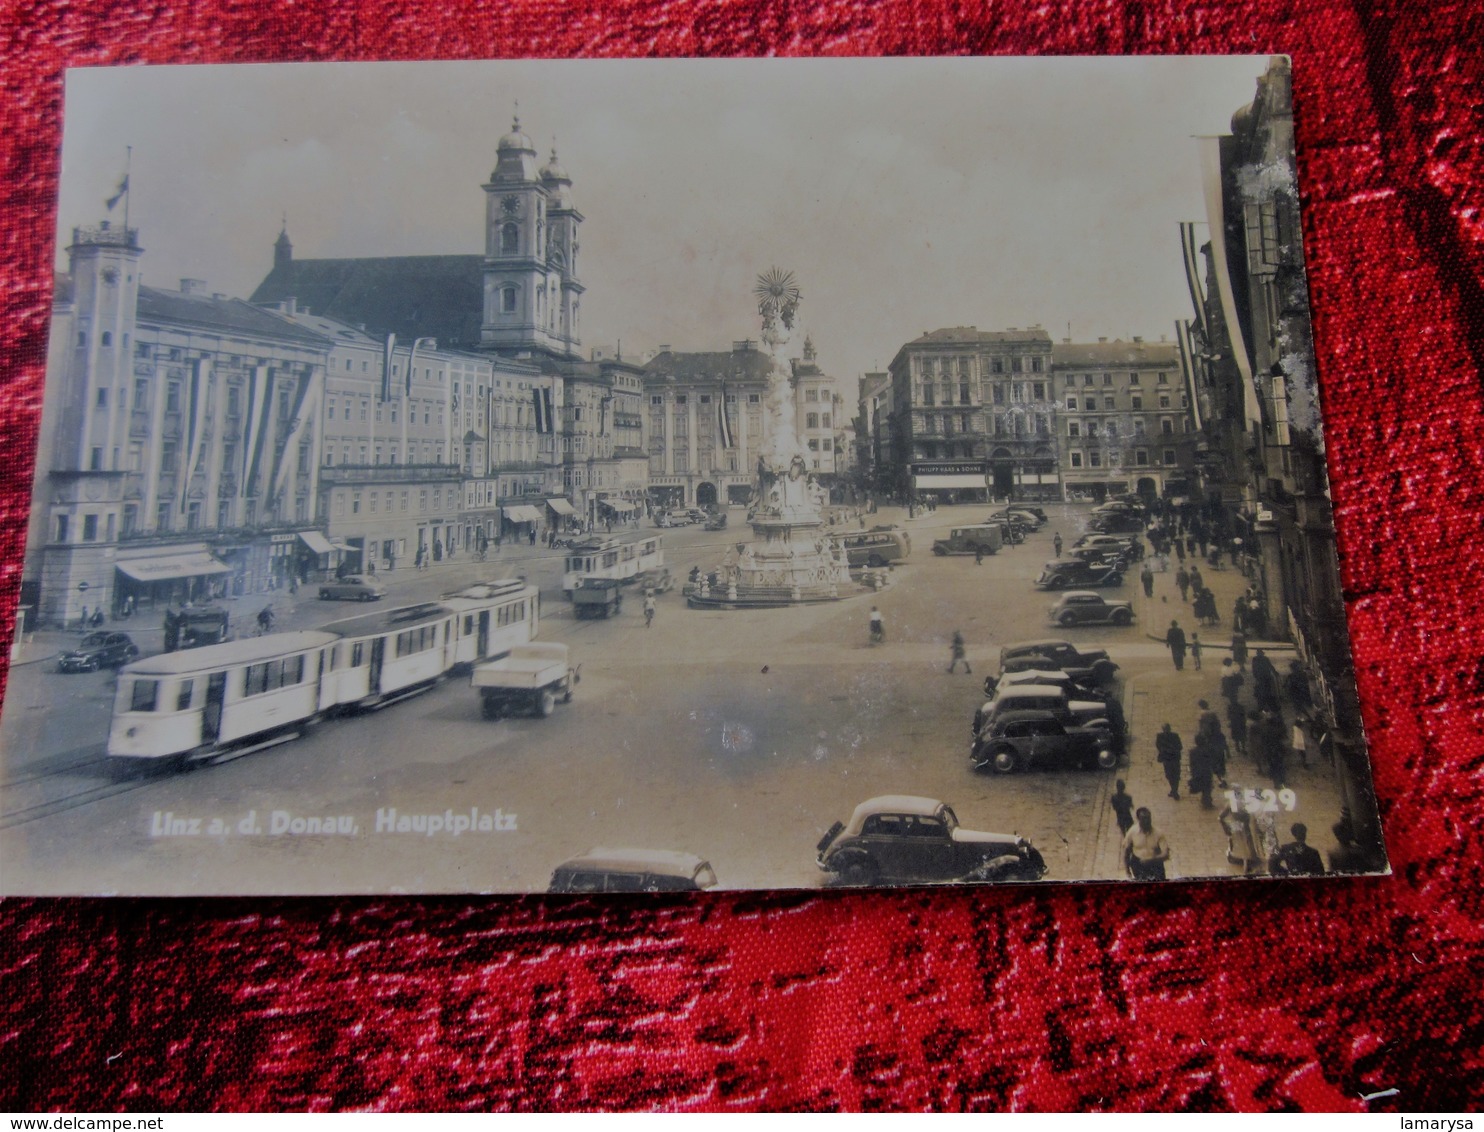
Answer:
[107,579,540,765]
[561,533,664,597]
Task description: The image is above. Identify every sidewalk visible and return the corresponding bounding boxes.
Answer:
[1083,549,1348,881]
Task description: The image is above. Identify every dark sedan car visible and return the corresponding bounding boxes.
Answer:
[56,631,139,673]
[817,796,1047,885]
[1035,556,1125,590]
[1048,591,1135,627]
[999,639,1120,686]
[971,709,1118,774]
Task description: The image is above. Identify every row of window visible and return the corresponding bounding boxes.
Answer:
[337,486,461,518]
[394,623,443,659]
[1067,448,1178,469]
[649,393,764,406]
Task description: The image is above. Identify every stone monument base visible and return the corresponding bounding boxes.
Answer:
[684,519,866,609]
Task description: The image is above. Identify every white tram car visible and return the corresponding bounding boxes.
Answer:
[107,580,540,765]
[561,533,664,597]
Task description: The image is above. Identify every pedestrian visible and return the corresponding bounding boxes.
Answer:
[1226,699,1249,756]
[947,630,971,674]
[79,604,88,629]
[1155,723,1183,799]
[1189,565,1203,594]
[1165,620,1187,671]
[869,605,884,644]
[1190,633,1203,671]
[643,592,656,628]
[1269,822,1326,876]
[1188,735,1215,809]
[529,527,537,546]
[1230,630,1248,671]
[1141,561,1154,598]
[974,543,985,566]
[1174,538,1186,563]
[257,605,274,635]
[1291,715,1310,769]
[1262,711,1288,788]
[1053,532,1063,558]
[1122,807,1172,881]
[1284,661,1314,718]
[1251,649,1280,713]
[1110,780,1136,837]
[1175,566,1191,602]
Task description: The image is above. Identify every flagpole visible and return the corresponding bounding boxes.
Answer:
[122,146,132,239]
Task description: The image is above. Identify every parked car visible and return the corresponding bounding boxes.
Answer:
[999,639,1120,686]
[931,524,1004,557]
[1035,557,1125,590]
[973,684,1114,741]
[703,513,728,531]
[971,709,1119,774]
[1089,512,1144,535]
[1071,533,1138,555]
[318,575,388,602]
[1048,591,1135,627]
[547,848,718,893]
[56,631,139,673]
[816,796,1047,885]
[1009,505,1049,524]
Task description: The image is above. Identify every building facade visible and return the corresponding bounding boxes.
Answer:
[1050,337,1196,502]
[790,337,843,477]
[886,326,1061,503]
[28,221,337,625]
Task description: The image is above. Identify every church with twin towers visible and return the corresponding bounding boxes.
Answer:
[26,114,842,625]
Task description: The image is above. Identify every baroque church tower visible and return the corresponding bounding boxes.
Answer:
[480,115,584,360]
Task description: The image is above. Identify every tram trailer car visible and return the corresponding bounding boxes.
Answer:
[439,580,540,670]
[561,534,664,597]
[109,631,339,764]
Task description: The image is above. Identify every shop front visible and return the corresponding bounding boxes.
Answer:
[910,461,990,506]
[114,545,233,612]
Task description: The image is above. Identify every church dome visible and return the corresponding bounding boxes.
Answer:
[540,148,570,184]
[540,147,573,206]
[498,115,536,154]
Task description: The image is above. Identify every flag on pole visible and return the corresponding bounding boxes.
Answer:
[381,333,397,402]
[717,395,735,449]
[1179,221,1208,336]
[1175,319,1204,432]
[271,368,322,503]
[532,386,555,434]
[179,358,212,513]
[405,337,436,397]
[242,365,276,498]
[105,175,129,212]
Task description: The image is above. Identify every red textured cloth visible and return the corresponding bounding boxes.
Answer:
[3,0,1482,1113]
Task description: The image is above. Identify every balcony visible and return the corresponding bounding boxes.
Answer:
[319,463,461,486]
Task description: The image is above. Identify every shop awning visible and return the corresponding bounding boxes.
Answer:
[914,474,987,489]
[116,552,232,583]
[503,505,543,523]
[298,530,335,556]
[546,498,577,517]
[605,500,640,514]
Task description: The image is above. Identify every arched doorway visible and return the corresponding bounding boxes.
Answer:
[990,449,1016,500]
[1136,476,1159,501]
[696,481,718,508]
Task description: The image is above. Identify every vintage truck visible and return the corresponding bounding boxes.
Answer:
[471,642,578,719]
[571,576,624,619]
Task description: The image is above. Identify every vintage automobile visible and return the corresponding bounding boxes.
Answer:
[1048,591,1135,627]
[317,574,388,602]
[1071,533,1138,555]
[57,631,139,673]
[472,642,577,719]
[998,639,1120,686]
[654,510,693,528]
[634,567,675,594]
[1035,556,1125,590]
[702,512,728,531]
[972,684,1114,743]
[816,796,1047,885]
[1088,511,1144,535]
[971,709,1119,774]
[547,848,718,893]
[572,576,624,619]
[931,524,1003,557]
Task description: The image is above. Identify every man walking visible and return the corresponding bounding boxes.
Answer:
[1141,561,1155,598]
[643,592,656,629]
[1053,532,1063,558]
[1110,780,1136,837]
[974,543,985,566]
[1230,630,1249,671]
[1166,620,1188,671]
[1175,566,1191,602]
[1122,808,1172,881]
[1190,633,1203,671]
[1155,723,1183,799]
[1251,649,1281,713]
[947,630,971,674]
[1269,823,1326,876]
[1220,658,1244,704]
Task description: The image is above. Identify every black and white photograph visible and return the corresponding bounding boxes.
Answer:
[0,56,1388,894]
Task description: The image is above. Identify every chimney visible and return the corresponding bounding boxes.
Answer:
[283,296,298,315]
[180,278,207,295]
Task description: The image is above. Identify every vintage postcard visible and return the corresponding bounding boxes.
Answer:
[0,57,1387,894]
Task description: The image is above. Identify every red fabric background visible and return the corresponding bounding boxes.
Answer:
[3,0,1483,1112]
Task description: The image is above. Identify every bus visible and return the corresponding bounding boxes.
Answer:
[832,526,912,568]
[562,533,664,596]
